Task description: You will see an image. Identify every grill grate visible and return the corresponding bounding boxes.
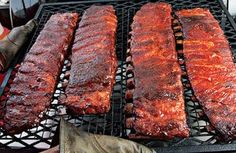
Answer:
[0,0,236,152]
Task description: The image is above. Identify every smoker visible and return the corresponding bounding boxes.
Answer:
[0,0,236,153]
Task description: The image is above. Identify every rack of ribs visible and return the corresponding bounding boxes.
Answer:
[176,8,236,140]
[125,2,189,139]
[60,5,117,114]
[3,13,78,134]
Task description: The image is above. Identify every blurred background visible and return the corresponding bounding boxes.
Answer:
[0,0,236,29]
[0,0,86,29]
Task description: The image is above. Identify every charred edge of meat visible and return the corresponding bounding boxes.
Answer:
[125,74,135,100]
[172,19,180,26]
[172,16,192,90]
[181,71,187,76]
[172,14,196,134]
[125,54,134,95]
[126,117,135,129]
[176,39,183,45]
[172,17,182,32]
[125,32,136,122]
[125,41,135,99]
[125,78,135,103]
[126,47,134,79]
[125,89,134,100]
[127,78,135,89]
[173,25,182,32]
[124,103,134,115]
[175,32,183,40]
[127,48,131,56]
[172,16,183,51]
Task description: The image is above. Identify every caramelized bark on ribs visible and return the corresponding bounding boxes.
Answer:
[60,5,117,114]
[126,2,189,139]
[176,8,236,140]
[4,13,78,134]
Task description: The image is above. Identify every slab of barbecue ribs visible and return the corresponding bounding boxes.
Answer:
[176,8,236,140]
[60,5,117,114]
[4,13,78,134]
[126,2,189,139]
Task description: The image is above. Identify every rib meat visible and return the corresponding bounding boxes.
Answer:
[176,8,236,140]
[4,13,78,134]
[127,3,189,139]
[60,5,117,114]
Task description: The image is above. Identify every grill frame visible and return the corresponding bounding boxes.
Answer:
[0,0,236,152]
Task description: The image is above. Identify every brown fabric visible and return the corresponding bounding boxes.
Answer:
[60,119,155,153]
[0,19,37,71]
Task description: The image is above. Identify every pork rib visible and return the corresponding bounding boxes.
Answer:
[176,8,236,140]
[126,2,189,139]
[4,13,78,134]
[60,5,117,114]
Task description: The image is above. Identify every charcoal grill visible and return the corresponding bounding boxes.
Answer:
[0,0,236,152]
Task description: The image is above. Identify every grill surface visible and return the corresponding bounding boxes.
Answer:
[0,0,236,152]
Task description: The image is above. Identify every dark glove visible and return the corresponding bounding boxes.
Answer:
[60,119,155,153]
[0,19,37,71]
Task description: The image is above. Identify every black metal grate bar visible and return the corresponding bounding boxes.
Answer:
[0,0,236,152]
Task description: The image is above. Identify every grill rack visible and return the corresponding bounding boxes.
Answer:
[0,0,236,152]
